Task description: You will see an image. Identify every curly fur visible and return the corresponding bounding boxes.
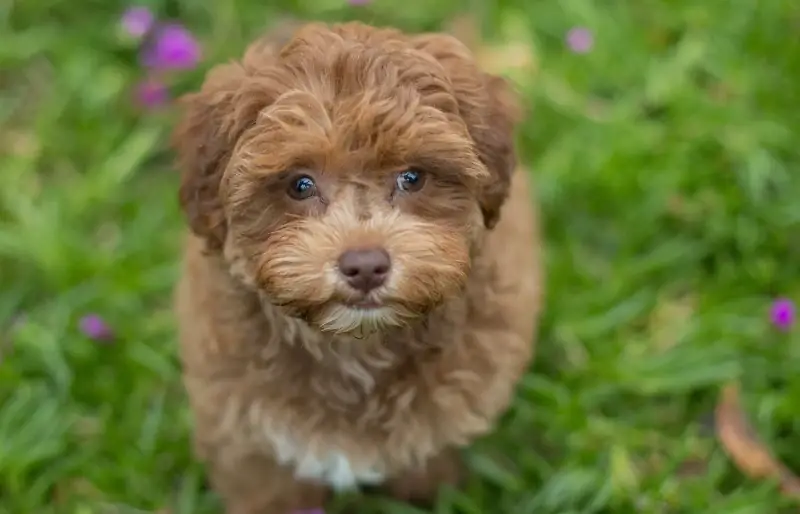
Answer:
[173,21,542,513]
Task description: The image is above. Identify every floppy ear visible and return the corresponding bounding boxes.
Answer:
[412,34,521,229]
[173,61,275,250]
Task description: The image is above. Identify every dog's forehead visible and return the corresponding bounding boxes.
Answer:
[254,93,469,172]
[237,25,487,183]
[247,93,483,185]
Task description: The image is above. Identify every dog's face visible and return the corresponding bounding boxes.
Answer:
[174,22,520,334]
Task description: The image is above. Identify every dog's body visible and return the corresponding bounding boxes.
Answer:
[173,21,542,513]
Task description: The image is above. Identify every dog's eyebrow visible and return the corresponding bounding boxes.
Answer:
[406,154,489,184]
[265,168,317,181]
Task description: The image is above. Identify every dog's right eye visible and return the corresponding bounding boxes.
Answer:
[395,168,426,193]
[287,175,317,200]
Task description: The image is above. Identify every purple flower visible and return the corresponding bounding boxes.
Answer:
[347,0,372,5]
[79,314,114,341]
[141,23,201,70]
[566,27,594,54]
[135,78,169,108]
[770,298,795,331]
[121,6,155,39]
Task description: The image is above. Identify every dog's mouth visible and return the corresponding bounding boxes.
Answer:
[344,299,383,310]
[338,291,386,311]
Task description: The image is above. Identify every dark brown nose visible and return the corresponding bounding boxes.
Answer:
[337,248,391,293]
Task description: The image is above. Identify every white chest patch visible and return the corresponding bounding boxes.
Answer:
[265,429,385,490]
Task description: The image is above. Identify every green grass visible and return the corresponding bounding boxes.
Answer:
[2,0,800,512]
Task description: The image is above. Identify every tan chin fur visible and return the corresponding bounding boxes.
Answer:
[315,305,402,335]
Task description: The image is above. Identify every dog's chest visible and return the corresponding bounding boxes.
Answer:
[248,329,456,490]
[264,427,385,490]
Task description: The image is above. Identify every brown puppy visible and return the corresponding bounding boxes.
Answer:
[173,21,543,514]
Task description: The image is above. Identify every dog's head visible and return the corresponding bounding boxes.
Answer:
[174,22,520,334]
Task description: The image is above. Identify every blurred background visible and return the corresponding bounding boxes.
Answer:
[2,1,800,513]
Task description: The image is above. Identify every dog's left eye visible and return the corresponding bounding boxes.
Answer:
[288,175,317,200]
[395,169,426,193]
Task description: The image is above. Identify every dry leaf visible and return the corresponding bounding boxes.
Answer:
[715,382,800,499]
